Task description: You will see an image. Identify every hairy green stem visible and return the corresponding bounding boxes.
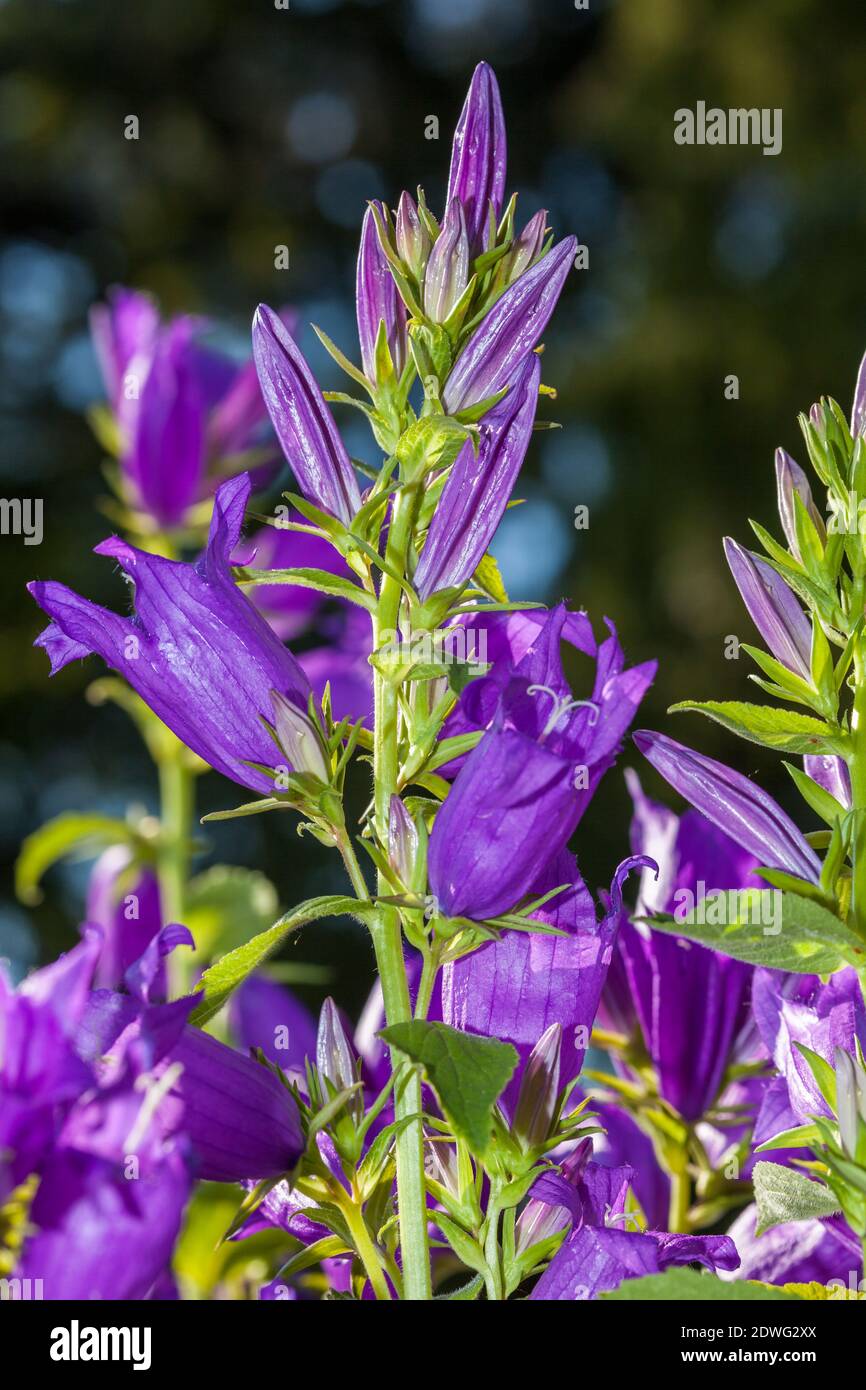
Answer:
[157,748,193,995]
[341,1199,392,1302]
[668,1167,691,1234]
[369,485,432,1301]
[848,642,866,951]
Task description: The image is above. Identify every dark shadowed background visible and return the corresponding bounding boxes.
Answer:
[3,0,866,1014]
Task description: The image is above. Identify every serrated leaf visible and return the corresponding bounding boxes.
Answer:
[642,891,865,974]
[378,1019,517,1154]
[670,700,846,755]
[190,894,370,1027]
[472,551,509,604]
[753,1161,840,1234]
[235,566,375,612]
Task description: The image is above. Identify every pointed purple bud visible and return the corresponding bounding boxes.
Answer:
[447,61,507,253]
[803,754,852,809]
[723,538,812,680]
[316,997,361,1120]
[512,1022,562,1148]
[424,1138,461,1198]
[423,198,470,323]
[633,730,821,884]
[252,304,362,526]
[503,209,548,283]
[415,354,540,599]
[271,690,329,781]
[388,794,419,887]
[442,236,576,414]
[356,202,407,382]
[853,349,866,436]
[775,448,825,560]
[395,191,431,280]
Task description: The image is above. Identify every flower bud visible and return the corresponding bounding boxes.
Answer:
[775,448,825,561]
[835,1046,860,1157]
[423,198,470,324]
[316,997,362,1122]
[515,1138,590,1254]
[356,201,407,383]
[503,209,548,284]
[395,192,431,281]
[723,538,812,681]
[271,691,329,782]
[388,794,419,888]
[512,1022,562,1148]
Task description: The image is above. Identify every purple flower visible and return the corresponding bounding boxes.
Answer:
[427,592,657,922]
[414,355,540,599]
[442,850,650,1112]
[357,202,407,380]
[446,61,507,254]
[29,474,312,793]
[721,1203,858,1288]
[724,538,812,680]
[526,1155,739,1300]
[428,725,579,921]
[633,730,821,884]
[441,236,576,414]
[751,967,866,1143]
[90,287,277,530]
[252,304,362,525]
[608,773,759,1122]
[86,846,163,992]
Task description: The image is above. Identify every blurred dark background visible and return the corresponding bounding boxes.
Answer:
[3,0,866,1014]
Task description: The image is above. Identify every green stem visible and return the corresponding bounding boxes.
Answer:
[341,1199,392,1302]
[369,485,432,1301]
[482,1179,504,1301]
[157,746,193,995]
[414,948,439,1021]
[848,642,866,949]
[668,1167,691,1234]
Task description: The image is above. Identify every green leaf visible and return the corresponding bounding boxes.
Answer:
[432,1211,491,1276]
[434,1274,484,1301]
[601,1268,802,1302]
[669,700,846,755]
[234,566,375,612]
[190,894,368,1027]
[183,865,280,959]
[755,1123,823,1153]
[16,812,135,904]
[641,891,865,974]
[783,761,847,828]
[753,1161,840,1234]
[472,551,509,605]
[378,1019,518,1154]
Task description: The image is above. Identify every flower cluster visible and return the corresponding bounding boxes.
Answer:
[9,60,866,1305]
